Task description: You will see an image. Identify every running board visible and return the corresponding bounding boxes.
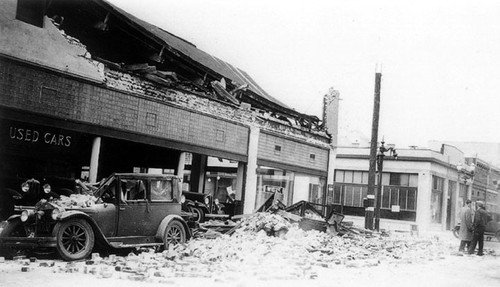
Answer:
[109,242,163,248]
[107,236,162,248]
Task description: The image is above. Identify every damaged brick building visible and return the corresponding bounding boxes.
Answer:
[0,0,337,217]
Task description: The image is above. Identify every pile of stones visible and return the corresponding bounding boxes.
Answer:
[0,212,460,283]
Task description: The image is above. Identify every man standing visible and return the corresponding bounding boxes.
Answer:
[468,201,491,256]
[458,200,473,252]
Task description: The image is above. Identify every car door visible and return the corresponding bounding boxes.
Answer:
[147,178,182,226]
[116,178,153,236]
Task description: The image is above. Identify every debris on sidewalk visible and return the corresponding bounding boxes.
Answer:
[1,203,492,284]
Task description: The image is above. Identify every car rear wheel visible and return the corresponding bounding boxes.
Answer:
[163,220,186,250]
[54,218,95,261]
[0,219,30,259]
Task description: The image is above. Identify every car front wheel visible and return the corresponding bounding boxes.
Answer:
[54,218,95,261]
[0,219,29,259]
[163,220,186,250]
[188,206,205,223]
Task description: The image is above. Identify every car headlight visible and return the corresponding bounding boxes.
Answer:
[181,195,186,204]
[21,210,31,222]
[51,208,60,220]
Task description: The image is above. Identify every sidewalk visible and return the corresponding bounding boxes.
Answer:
[426,230,500,254]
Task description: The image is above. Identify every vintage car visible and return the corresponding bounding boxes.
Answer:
[485,212,500,241]
[181,191,211,223]
[181,191,231,223]
[0,173,191,261]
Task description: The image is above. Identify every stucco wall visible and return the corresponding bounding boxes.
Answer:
[0,0,104,83]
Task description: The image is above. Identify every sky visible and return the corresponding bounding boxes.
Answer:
[108,0,500,149]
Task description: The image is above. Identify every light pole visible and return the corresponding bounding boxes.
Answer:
[374,140,397,231]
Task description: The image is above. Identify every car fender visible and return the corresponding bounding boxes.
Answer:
[192,202,209,213]
[155,214,191,241]
[56,211,109,247]
[184,200,196,208]
[186,201,209,213]
[6,214,21,222]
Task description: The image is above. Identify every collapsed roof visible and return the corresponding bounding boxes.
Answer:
[43,0,323,131]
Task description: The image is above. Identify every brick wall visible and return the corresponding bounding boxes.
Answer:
[0,59,248,156]
[105,68,331,148]
[0,58,331,171]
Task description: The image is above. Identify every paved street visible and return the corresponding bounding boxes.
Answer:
[1,226,499,287]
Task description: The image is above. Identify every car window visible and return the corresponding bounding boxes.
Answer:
[121,179,146,201]
[150,179,173,201]
[100,178,116,203]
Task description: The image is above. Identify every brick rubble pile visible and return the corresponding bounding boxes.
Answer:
[0,213,458,283]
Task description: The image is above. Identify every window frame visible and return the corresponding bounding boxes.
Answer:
[16,0,46,28]
[149,179,174,202]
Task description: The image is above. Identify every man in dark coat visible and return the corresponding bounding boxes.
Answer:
[468,201,491,256]
[18,179,40,206]
[40,184,60,201]
[458,200,473,252]
[0,188,22,221]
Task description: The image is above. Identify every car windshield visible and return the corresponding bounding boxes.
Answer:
[94,175,116,198]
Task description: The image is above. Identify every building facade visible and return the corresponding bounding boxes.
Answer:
[0,0,338,219]
[465,157,500,213]
[332,144,475,234]
[429,141,500,213]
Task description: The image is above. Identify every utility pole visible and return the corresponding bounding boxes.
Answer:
[365,68,382,230]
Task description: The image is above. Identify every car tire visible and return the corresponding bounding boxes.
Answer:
[496,230,500,242]
[0,219,29,259]
[163,220,186,250]
[54,218,95,261]
[189,206,205,223]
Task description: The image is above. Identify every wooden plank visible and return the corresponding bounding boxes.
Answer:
[156,70,179,81]
[211,81,239,105]
[204,214,230,219]
[144,73,173,86]
[275,209,302,222]
[124,63,150,71]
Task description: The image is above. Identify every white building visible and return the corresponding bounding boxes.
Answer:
[331,144,474,234]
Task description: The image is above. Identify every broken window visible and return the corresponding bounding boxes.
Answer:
[16,0,46,28]
[150,179,173,201]
[99,177,117,203]
[121,180,146,201]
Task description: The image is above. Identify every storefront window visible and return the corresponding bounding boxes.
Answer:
[334,170,418,212]
[255,166,294,208]
[204,172,237,203]
[308,177,326,205]
[431,175,444,223]
[294,173,326,206]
